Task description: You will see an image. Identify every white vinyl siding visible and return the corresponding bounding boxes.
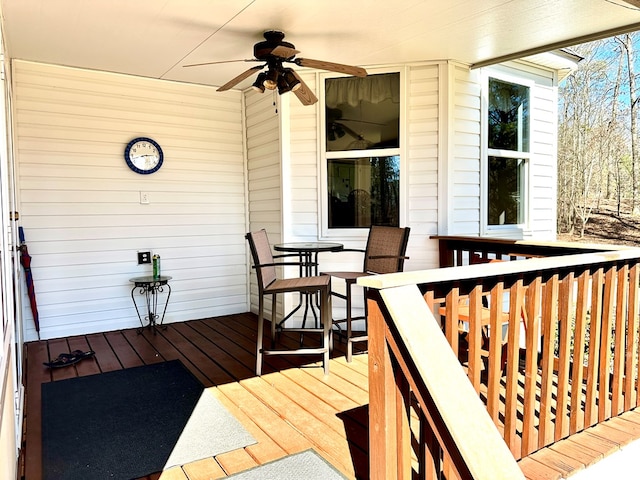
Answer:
[448,62,483,236]
[287,72,321,241]
[528,85,558,239]
[13,60,248,341]
[244,88,282,317]
[406,64,440,270]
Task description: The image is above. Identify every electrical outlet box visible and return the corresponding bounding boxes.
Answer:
[137,251,151,264]
[140,191,149,204]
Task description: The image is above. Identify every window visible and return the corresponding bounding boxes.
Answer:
[486,77,530,227]
[327,156,400,227]
[324,72,400,230]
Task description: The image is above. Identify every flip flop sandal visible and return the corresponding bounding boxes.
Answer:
[43,350,95,368]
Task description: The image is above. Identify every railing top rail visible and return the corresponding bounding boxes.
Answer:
[431,235,631,253]
[359,248,640,290]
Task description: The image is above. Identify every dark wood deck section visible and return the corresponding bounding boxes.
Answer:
[20,313,640,480]
[20,313,370,480]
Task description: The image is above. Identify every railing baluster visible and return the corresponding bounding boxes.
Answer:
[628,262,640,410]
[444,288,460,359]
[570,270,589,435]
[612,264,629,415]
[599,266,616,422]
[522,277,542,455]
[585,267,604,427]
[486,281,505,423]
[467,285,483,391]
[395,369,412,479]
[504,279,524,456]
[539,273,559,449]
[556,272,574,441]
[419,410,439,480]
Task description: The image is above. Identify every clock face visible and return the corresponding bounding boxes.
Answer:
[125,137,163,174]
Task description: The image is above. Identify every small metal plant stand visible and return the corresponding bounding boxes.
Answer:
[129,275,172,333]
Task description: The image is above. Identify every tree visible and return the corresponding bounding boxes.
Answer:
[557,33,638,235]
[616,34,639,213]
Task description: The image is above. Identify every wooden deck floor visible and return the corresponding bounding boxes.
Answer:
[21,313,370,480]
[20,312,640,480]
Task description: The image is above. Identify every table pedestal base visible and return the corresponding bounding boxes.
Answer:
[129,276,172,334]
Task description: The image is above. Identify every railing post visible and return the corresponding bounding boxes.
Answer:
[368,290,398,480]
[438,238,455,267]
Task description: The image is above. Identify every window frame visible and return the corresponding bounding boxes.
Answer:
[481,69,534,236]
[318,67,406,240]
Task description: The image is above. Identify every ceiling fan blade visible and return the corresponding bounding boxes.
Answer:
[217,65,264,92]
[271,45,300,59]
[294,58,367,77]
[183,59,260,68]
[291,71,318,106]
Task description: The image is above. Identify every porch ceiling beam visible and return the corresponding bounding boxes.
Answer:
[471,20,640,69]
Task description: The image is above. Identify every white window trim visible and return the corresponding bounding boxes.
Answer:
[318,66,406,240]
[480,68,535,237]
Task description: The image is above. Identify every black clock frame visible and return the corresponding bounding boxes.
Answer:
[124,137,163,175]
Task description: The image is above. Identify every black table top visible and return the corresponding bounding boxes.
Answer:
[129,275,172,285]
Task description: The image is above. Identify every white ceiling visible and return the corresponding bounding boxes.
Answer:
[3,0,640,91]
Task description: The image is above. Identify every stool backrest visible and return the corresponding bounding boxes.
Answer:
[363,225,411,274]
[245,229,277,291]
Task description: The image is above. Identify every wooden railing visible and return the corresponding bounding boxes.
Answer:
[360,243,640,478]
[432,235,621,267]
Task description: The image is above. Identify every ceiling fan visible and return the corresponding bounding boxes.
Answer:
[326,107,384,144]
[183,30,368,106]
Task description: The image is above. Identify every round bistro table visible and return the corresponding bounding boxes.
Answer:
[273,242,343,328]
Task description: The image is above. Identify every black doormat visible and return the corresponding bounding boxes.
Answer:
[41,360,255,480]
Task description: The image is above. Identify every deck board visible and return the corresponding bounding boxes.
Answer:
[210,388,288,464]
[20,312,640,479]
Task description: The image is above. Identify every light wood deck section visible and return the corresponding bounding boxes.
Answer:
[20,313,640,479]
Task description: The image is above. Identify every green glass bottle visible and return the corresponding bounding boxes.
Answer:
[152,254,161,279]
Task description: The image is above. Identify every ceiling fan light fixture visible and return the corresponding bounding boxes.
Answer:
[252,72,267,93]
[264,68,279,90]
[277,75,292,95]
[282,68,301,92]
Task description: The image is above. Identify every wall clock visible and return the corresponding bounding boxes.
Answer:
[124,137,163,174]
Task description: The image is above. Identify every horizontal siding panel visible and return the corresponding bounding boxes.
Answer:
[409,196,438,210]
[248,176,280,191]
[408,148,438,162]
[248,189,280,204]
